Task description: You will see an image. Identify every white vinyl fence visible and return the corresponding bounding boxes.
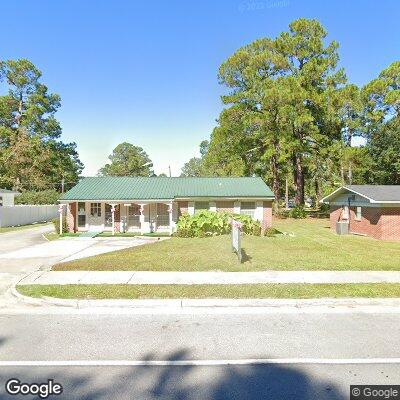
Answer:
[0,205,59,228]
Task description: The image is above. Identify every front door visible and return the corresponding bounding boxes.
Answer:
[88,202,103,231]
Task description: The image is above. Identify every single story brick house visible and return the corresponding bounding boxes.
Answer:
[321,185,400,241]
[59,176,274,234]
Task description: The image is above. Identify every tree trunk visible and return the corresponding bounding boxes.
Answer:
[285,177,289,209]
[294,153,304,206]
[348,161,353,185]
[271,154,280,212]
[314,179,321,208]
[340,163,345,185]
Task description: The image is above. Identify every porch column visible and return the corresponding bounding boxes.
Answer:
[58,204,65,235]
[139,204,146,233]
[110,204,117,235]
[168,201,173,235]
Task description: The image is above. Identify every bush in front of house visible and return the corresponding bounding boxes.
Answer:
[52,218,68,234]
[175,210,262,238]
[15,189,60,205]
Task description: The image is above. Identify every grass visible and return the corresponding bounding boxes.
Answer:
[16,283,400,299]
[0,222,51,234]
[44,232,80,241]
[53,218,400,271]
[97,232,170,237]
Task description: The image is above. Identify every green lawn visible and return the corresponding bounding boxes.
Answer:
[53,219,400,272]
[17,283,400,299]
[0,222,51,234]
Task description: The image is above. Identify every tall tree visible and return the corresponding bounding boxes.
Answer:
[0,59,83,191]
[363,61,400,184]
[216,18,345,205]
[180,140,210,177]
[99,142,154,176]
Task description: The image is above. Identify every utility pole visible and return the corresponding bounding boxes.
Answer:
[168,166,171,177]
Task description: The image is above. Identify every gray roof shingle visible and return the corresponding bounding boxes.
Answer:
[345,185,400,202]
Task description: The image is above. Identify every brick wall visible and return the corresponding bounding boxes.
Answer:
[115,204,121,232]
[177,201,188,217]
[262,201,273,230]
[380,208,400,241]
[330,205,400,241]
[216,201,234,213]
[330,205,342,230]
[348,207,381,239]
[66,202,76,233]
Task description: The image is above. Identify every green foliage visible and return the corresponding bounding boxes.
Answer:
[288,206,307,219]
[0,58,83,191]
[99,142,153,177]
[367,118,400,184]
[52,217,67,234]
[15,189,60,205]
[263,227,281,237]
[175,211,261,238]
[180,140,209,177]
[180,157,205,177]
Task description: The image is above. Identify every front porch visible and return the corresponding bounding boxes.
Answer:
[61,201,177,235]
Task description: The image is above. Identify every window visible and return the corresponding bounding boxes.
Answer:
[90,203,101,217]
[77,202,86,227]
[195,201,209,213]
[240,202,256,218]
[355,206,362,221]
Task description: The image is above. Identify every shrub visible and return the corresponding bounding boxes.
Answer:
[52,218,68,234]
[175,211,262,238]
[288,206,307,219]
[263,227,281,237]
[15,190,60,205]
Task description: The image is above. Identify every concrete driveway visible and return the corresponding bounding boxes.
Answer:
[0,224,53,254]
[0,226,163,298]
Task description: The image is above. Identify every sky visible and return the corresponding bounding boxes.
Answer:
[1,0,399,176]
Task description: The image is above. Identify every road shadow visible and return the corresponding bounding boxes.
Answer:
[0,349,346,399]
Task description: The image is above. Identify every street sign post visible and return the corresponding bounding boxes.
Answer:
[231,219,243,263]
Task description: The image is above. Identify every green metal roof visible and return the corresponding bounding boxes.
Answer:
[60,177,274,201]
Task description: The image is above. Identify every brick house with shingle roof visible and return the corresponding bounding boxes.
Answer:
[321,185,400,241]
[60,177,274,235]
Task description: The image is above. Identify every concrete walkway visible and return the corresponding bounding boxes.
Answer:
[18,270,400,285]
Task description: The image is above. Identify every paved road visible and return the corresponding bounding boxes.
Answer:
[0,311,399,399]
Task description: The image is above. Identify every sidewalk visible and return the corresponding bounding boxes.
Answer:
[18,270,400,285]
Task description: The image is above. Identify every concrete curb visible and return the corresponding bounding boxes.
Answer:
[10,286,400,310]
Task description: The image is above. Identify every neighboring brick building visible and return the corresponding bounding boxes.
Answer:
[60,177,274,235]
[321,185,400,241]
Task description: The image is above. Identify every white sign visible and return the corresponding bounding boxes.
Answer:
[231,219,243,263]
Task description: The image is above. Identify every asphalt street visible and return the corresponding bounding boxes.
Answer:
[0,311,399,399]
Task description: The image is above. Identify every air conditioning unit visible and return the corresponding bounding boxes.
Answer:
[336,221,349,235]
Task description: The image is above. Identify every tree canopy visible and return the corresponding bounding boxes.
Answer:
[181,18,400,207]
[99,142,154,177]
[0,59,83,192]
